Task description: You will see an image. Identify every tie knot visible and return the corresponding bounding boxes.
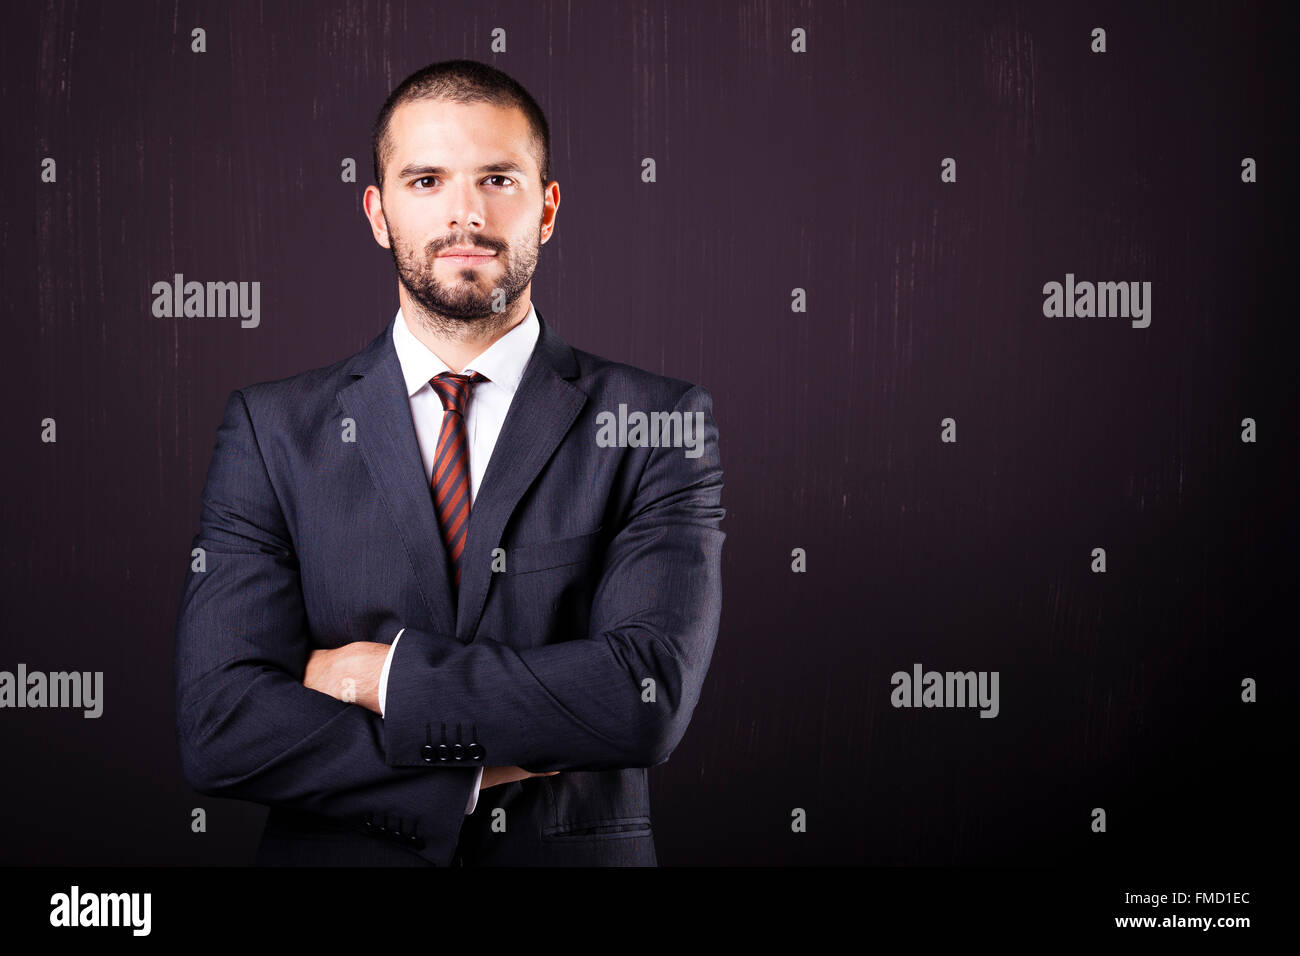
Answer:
[430,371,485,415]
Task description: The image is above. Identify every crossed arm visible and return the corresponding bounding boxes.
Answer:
[173,390,481,860]
[301,642,546,793]
[174,384,724,857]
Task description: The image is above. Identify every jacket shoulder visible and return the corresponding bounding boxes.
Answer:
[227,335,377,419]
[567,345,707,411]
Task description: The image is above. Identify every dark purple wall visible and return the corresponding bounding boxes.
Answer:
[0,0,1289,865]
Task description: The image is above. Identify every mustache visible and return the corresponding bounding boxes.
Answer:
[428,237,505,256]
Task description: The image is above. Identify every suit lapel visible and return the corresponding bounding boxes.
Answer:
[337,320,456,637]
[455,308,586,642]
[336,308,586,643]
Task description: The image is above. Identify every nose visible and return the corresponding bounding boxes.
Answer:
[447,177,484,230]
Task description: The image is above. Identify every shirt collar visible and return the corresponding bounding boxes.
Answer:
[392,301,539,398]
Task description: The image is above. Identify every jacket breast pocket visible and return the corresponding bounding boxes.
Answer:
[506,527,603,574]
[493,528,604,649]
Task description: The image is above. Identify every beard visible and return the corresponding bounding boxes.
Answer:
[385,214,542,340]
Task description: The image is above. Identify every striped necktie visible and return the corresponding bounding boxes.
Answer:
[429,370,486,594]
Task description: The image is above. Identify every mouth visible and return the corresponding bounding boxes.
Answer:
[437,249,497,266]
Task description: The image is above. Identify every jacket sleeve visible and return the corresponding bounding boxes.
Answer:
[382,383,726,773]
[173,389,476,864]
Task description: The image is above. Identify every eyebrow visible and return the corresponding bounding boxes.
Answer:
[397,162,526,179]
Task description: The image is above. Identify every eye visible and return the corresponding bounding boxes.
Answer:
[411,175,515,190]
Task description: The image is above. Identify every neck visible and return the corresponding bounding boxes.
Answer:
[398,287,531,373]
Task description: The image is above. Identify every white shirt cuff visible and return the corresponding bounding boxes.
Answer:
[466,767,482,815]
[377,628,403,717]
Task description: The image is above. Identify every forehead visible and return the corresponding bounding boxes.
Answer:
[385,98,535,172]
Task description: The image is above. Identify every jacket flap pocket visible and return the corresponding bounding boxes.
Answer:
[507,527,603,574]
[542,816,653,840]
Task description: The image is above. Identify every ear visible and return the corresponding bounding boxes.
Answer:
[362,185,391,249]
[540,180,560,244]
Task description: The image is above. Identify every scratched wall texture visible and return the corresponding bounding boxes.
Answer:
[0,0,1291,866]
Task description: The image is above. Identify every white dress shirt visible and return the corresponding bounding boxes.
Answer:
[377,301,541,815]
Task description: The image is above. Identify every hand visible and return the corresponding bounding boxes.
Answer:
[481,766,560,790]
[303,642,390,714]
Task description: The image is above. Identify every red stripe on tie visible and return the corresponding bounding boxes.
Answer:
[428,370,486,600]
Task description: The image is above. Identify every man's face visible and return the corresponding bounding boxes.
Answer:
[374,98,550,323]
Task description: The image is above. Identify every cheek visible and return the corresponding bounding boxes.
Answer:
[389,203,441,246]
[396,234,437,265]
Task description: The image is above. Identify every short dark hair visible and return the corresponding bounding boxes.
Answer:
[371,59,551,192]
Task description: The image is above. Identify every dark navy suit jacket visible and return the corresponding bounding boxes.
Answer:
[172,308,725,866]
